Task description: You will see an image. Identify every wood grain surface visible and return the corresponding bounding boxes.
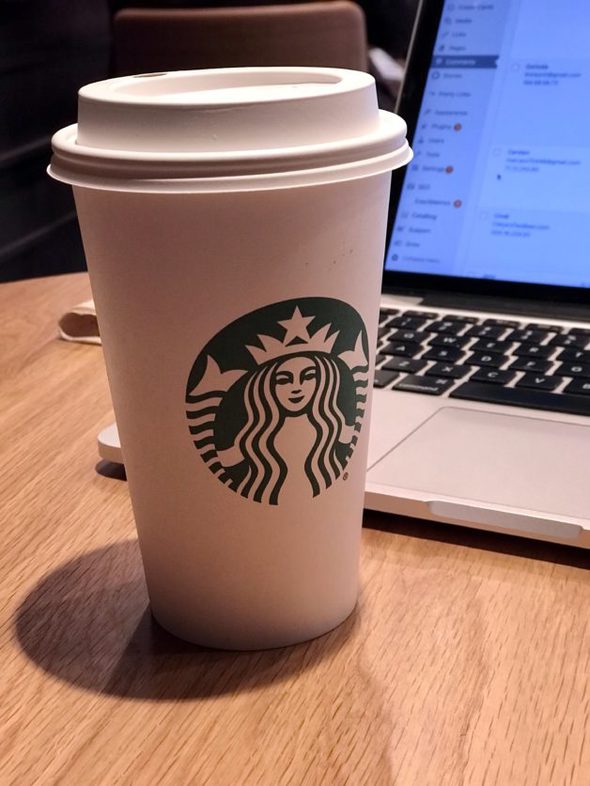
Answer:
[1,273,589,786]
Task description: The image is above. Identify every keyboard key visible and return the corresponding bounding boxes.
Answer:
[388,329,431,344]
[374,369,399,388]
[386,315,429,330]
[394,374,454,395]
[422,346,464,362]
[564,378,590,396]
[403,310,439,319]
[468,351,507,368]
[549,334,589,349]
[450,382,590,416]
[428,320,468,335]
[515,374,563,391]
[568,327,590,336]
[559,349,590,362]
[429,334,471,348]
[512,343,555,358]
[425,363,472,379]
[375,353,387,365]
[441,314,479,323]
[379,308,399,322]
[382,341,422,358]
[526,323,563,333]
[465,325,507,339]
[382,357,427,373]
[471,368,516,385]
[556,361,590,378]
[471,339,513,354]
[505,328,549,343]
[377,326,391,339]
[509,357,552,373]
[482,318,520,328]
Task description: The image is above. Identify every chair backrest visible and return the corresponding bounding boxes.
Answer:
[113,2,368,76]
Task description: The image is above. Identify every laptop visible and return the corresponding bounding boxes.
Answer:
[98,0,590,547]
[365,0,590,546]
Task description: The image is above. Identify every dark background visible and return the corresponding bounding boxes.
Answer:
[1,0,417,283]
[1,1,110,282]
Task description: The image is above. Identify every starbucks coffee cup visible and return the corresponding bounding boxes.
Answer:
[49,67,411,649]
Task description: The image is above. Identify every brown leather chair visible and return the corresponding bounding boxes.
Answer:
[113,3,368,76]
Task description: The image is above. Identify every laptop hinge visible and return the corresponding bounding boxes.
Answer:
[417,291,590,323]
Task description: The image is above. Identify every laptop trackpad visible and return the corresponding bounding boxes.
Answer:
[369,407,590,519]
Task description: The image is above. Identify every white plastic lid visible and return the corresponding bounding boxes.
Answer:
[49,67,412,192]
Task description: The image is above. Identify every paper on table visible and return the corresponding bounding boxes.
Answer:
[58,299,101,345]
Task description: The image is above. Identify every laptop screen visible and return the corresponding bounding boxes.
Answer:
[384,0,590,289]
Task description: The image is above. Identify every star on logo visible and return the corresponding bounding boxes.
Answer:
[278,306,315,345]
[188,355,247,396]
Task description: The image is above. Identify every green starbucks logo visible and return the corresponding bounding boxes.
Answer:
[185,298,369,505]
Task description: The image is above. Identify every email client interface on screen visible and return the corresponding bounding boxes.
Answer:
[384,0,590,288]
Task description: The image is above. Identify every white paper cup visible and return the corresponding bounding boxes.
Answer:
[49,67,411,649]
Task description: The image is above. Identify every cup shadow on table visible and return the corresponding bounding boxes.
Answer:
[15,539,356,701]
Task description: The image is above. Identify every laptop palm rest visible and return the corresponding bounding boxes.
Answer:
[367,407,590,533]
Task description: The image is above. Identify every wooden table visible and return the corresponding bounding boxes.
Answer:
[1,273,589,786]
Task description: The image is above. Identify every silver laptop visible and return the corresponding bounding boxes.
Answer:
[366,0,590,547]
[98,0,590,547]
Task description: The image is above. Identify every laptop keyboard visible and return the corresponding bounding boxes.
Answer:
[375,308,590,417]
